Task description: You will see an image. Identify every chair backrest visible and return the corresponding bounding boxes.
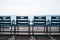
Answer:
[0,16,11,27]
[34,16,46,26]
[16,16,29,26]
[51,16,60,27]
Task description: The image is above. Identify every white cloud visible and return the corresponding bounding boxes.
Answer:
[0,0,60,16]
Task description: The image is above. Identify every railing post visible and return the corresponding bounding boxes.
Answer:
[46,20,51,40]
[12,20,16,38]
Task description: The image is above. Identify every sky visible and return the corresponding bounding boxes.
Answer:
[0,0,60,16]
